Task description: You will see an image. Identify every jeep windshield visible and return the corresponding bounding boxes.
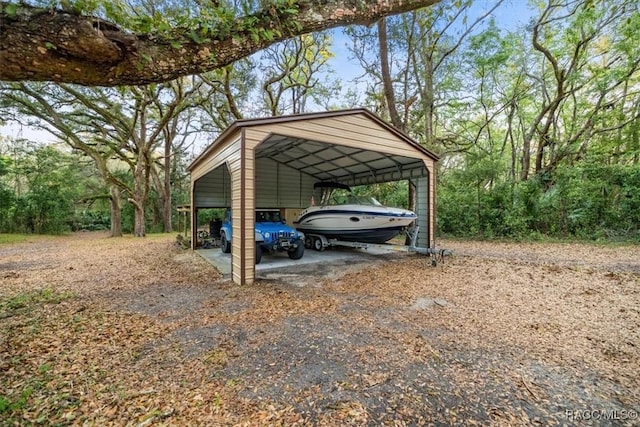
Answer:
[256,210,282,222]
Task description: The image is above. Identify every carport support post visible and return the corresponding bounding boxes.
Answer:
[413,172,434,248]
[190,182,196,250]
[230,161,244,285]
[230,133,256,285]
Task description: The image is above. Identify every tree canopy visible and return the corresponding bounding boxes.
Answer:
[0,0,440,86]
[2,0,639,241]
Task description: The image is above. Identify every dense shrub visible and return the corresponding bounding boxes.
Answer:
[438,163,640,242]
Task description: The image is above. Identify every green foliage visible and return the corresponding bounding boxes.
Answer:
[72,210,110,231]
[352,182,410,210]
[0,155,16,231]
[1,2,19,17]
[19,146,80,233]
[438,162,640,242]
[0,141,105,235]
[197,208,227,228]
[430,0,640,242]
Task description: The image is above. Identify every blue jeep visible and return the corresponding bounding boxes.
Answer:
[219,209,305,264]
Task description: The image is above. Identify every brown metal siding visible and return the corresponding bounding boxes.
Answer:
[431,165,437,246]
[270,116,423,158]
[190,131,242,182]
[243,142,256,284]
[241,130,264,284]
[256,158,316,208]
[227,139,243,285]
[414,176,429,248]
[193,165,231,208]
[190,179,196,250]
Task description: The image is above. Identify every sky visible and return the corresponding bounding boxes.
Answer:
[327,0,534,86]
[0,0,536,147]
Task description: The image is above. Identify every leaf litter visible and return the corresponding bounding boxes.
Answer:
[1,233,638,425]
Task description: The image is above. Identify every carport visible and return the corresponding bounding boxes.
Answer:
[189,109,439,285]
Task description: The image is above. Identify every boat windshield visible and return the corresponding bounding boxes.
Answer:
[316,184,384,206]
[320,190,382,206]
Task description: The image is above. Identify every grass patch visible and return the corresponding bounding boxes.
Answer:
[0,387,35,415]
[0,289,75,318]
[0,233,32,245]
[0,233,59,245]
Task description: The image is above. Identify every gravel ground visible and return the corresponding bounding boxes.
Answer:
[1,232,638,426]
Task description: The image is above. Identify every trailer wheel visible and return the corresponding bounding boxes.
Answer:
[313,236,325,251]
[304,236,313,249]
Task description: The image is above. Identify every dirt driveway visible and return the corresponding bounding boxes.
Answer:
[1,233,638,425]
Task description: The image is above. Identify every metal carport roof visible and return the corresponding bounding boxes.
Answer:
[255,135,429,186]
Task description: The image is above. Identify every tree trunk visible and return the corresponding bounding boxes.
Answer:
[520,134,531,181]
[133,204,146,237]
[131,163,147,237]
[377,17,417,229]
[505,100,517,180]
[162,185,172,233]
[378,18,403,130]
[633,100,640,165]
[416,43,436,148]
[163,136,173,233]
[150,162,173,233]
[109,185,122,237]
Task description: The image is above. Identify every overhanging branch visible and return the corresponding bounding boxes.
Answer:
[0,0,440,86]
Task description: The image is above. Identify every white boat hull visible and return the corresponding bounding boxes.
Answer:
[294,205,416,243]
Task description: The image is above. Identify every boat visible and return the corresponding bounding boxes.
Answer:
[293,182,417,244]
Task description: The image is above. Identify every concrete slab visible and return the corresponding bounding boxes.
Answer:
[197,245,409,285]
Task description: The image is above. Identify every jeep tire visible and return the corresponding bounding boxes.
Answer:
[256,244,262,264]
[288,240,305,260]
[220,231,231,253]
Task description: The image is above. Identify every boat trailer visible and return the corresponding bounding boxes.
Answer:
[304,226,453,266]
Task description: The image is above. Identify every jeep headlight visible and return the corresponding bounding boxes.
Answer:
[264,232,270,239]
